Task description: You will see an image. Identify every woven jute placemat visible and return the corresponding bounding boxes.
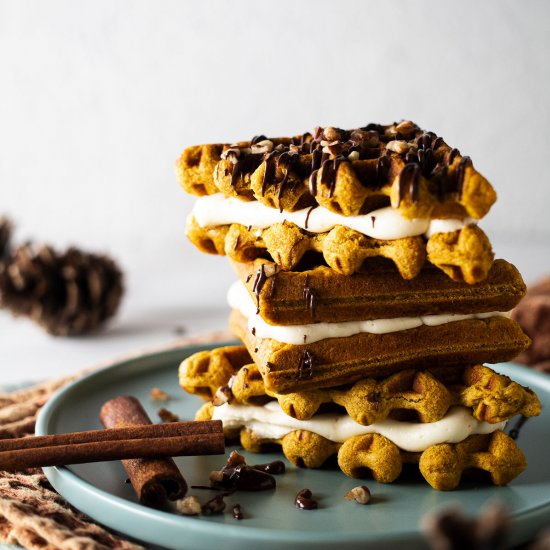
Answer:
[0,331,231,550]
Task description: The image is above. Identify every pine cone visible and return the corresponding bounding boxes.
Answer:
[422,502,509,550]
[0,244,123,336]
[0,217,13,262]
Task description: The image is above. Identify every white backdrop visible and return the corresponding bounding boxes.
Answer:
[1,0,550,314]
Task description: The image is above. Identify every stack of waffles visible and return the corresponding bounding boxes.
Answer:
[177,122,539,490]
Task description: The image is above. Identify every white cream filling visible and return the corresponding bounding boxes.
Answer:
[213,402,505,452]
[192,193,477,241]
[228,281,511,345]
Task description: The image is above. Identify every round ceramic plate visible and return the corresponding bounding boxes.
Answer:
[36,343,550,550]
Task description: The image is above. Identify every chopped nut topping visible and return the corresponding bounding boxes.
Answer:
[220,147,241,162]
[323,127,343,142]
[251,139,274,154]
[150,387,170,402]
[262,262,280,278]
[344,485,371,505]
[212,385,232,406]
[395,120,418,136]
[209,470,224,484]
[386,140,410,154]
[350,129,380,147]
[176,496,202,516]
[347,150,360,161]
[225,450,247,468]
[320,139,340,148]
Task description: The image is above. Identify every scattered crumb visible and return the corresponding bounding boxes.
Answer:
[158,408,179,422]
[176,496,201,516]
[150,387,170,401]
[344,485,371,505]
[232,504,244,520]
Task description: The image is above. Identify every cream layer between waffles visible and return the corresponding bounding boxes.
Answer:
[191,193,476,242]
[212,401,504,453]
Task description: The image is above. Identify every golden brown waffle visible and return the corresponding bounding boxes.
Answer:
[177,345,252,401]
[180,347,540,424]
[176,144,224,196]
[187,215,494,283]
[177,123,496,220]
[230,310,531,394]
[230,258,525,325]
[196,402,525,491]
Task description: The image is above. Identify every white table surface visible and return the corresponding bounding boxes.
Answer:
[0,237,548,386]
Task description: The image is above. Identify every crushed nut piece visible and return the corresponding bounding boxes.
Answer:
[323,127,343,142]
[176,496,202,516]
[225,450,246,468]
[344,485,371,505]
[202,494,226,515]
[251,139,274,154]
[347,150,360,161]
[386,140,410,154]
[220,147,241,162]
[395,120,417,136]
[150,387,170,401]
[158,408,179,423]
[212,385,232,406]
[209,470,224,484]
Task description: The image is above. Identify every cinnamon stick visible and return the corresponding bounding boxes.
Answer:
[99,396,213,507]
[0,422,224,471]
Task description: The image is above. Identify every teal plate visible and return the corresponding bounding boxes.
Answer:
[36,343,550,550]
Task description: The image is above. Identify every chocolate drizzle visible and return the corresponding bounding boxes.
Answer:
[447,147,460,164]
[297,350,315,380]
[217,465,275,491]
[508,415,529,440]
[222,125,476,213]
[212,451,276,492]
[455,156,472,198]
[260,149,300,203]
[304,206,317,230]
[308,146,324,196]
[230,155,263,188]
[252,265,268,313]
[251,135,268,145]
[251,460,286,475]
[319,155,346,198]
[303,274,318,318]
[397,163,421,206]
[261,151,279,195]
[375,154,391,186]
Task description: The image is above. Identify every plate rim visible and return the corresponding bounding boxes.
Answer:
[36,343,550,549]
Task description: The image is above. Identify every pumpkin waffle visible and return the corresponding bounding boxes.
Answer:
[196,401,525,491]
[177,123,496,220]
[230,310,531,394]
[187,215,494,283]
[230,258,525,325]
[179,346,540,425]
